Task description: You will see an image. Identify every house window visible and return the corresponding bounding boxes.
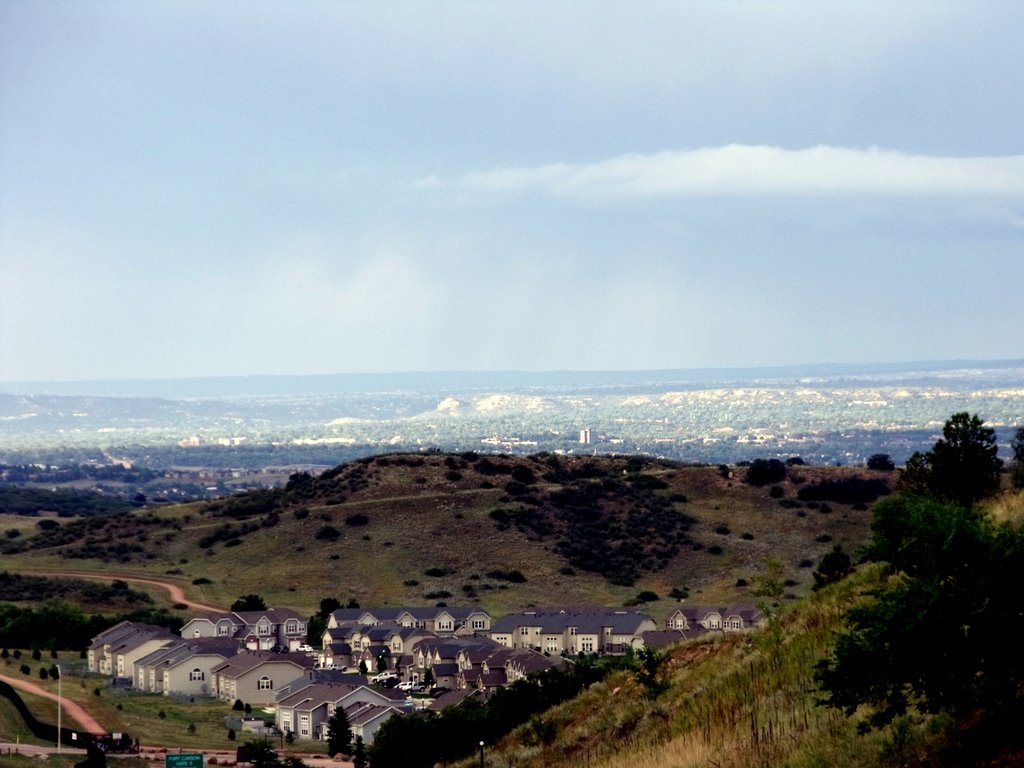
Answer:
[190,668,204,681]
[193,629,201,638]
[258,622,270,635]
[258,676,272,690]
[299,714,310,737]
[569,627,577,636]
[581,639,594,653]
[218,624,230,636]
[520,627,529,636]
[438,621,452,631]
[471,619,486,630]
[286,620,298,634]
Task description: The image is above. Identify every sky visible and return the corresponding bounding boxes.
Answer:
[2,1,1023,383]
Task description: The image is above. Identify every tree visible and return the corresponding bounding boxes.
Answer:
[1011,427,1024,489]
[897,413,1003,505]
[812,545,852,590]
[634,645,669,699]
[745,458,786,486]
[866,453,895,471]
[244,738,280,768]
[352,735,367,768]
[231,594,267,612]
[326,707,353,757]
[817,494,1024,726]
[926,412,1003,505]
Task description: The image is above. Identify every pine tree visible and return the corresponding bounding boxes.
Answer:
[326,707,352,757]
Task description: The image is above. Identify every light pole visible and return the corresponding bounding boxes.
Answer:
[479,740,484,768]
[56,664,62,754]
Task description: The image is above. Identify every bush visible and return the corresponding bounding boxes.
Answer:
[345,514,369,527]
[867,453,896,471]
[745,459,787,486]
[316,525,341,541]
[797,476,890,505]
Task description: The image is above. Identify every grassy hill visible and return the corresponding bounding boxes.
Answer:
[1,453,886,620]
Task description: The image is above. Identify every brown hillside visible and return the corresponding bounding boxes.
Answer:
[2,453,886,622]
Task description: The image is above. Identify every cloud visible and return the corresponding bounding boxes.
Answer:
[438,145,1024,199]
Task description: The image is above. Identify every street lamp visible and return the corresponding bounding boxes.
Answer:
[479,740,484,768]
[56,664,62,754]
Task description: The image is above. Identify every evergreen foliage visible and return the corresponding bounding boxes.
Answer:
[817,493,1024,726]
[326,706,352,757]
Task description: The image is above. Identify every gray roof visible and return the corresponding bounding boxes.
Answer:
[491,609,655,635]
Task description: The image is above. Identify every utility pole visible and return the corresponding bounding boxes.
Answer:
[56,664,62,754]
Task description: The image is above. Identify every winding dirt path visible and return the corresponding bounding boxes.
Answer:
[0,672,105,734]
[10,569,223,613]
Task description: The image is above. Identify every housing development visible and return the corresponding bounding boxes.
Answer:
[85,602,763,745]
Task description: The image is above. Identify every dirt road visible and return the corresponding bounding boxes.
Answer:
[10,569,223,613]
[0,672,105,734]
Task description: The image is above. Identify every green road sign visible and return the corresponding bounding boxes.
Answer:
[165,754,204,768]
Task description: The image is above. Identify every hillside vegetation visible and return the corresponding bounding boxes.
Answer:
[1,453,884,619]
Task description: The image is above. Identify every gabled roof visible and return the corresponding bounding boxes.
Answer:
[89,621,173,650]
[233,607,305,625]
[331,606,492,626]
[491,609,655,635]
[211,651,316,678]
[345,702,402,727]
[670,605,764,624]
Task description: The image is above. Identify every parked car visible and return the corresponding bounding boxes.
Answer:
[397,680,419,691]
[370,671,399,684]
[429,687,450,698]
[296,644,315,653]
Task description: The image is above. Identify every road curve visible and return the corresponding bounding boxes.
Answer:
[0,672,105,734]
[9,569,223,613]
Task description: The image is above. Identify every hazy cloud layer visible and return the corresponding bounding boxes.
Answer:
[2,2,1023,382]
[445,146,1024,199]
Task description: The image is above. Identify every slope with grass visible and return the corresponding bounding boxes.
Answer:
[2,454,884,623]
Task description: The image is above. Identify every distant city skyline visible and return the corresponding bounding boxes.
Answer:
[2,2,1023,384]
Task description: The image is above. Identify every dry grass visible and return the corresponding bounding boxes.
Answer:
[4,458,879,623]
[449,565,923,768]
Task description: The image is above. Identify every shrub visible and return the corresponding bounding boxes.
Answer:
[797,476,890,505]
[345,514,369,527]
[769,485,785,499]
[867,453,896,471]
[316,526,341,541]
[745,459,786,486]
[510,465,536,484]
[424,567,451,577]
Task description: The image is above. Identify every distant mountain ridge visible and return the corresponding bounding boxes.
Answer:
[4,358,1023,399]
